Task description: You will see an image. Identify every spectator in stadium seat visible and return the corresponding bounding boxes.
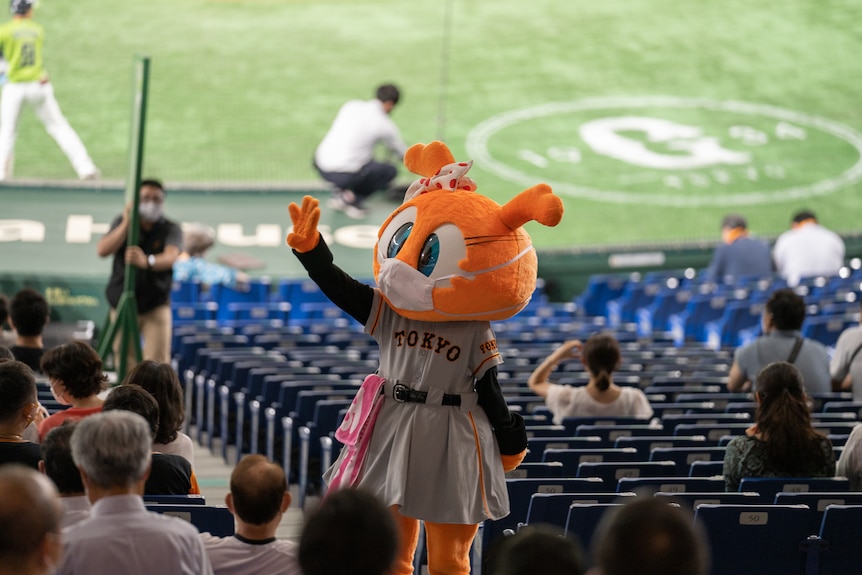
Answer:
[38,341,107,441]
[0,359,42,469]
[8,288,49,373]
[96,178,183,367]
[829,303,862,399]
[727,288,831,394]
[0,293,15,346]
[173,223,250,292]
[487,524,584,575]
[200,454,300,575]
[773,209,844,287]
[0,464,63,575]
[703,214,772,283]
[40,424,90,528]
[313,84,408,219]
[121,360,194,466]
[836,423,862,491]
[101,384,200,496]
[61,410,213,575]
[528,334,653,424]
[591,498,708,575]
[723,361,834,491]
[298,488,399,575]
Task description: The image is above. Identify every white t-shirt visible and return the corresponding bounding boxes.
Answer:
[314,98,407,173]
[773,223,845,286]
[836,423,862,491]
[200,533,301,575]
[830,325,862,402]
[155,431,195,468]
[545,384,654,424]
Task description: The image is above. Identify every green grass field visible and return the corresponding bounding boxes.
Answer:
[10,0,862,248]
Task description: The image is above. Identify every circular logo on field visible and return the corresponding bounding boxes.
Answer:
[465,96,862,207]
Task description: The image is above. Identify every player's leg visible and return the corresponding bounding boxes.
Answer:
[424,521,478,575]
[32,82,98,179]
[139,303,172,364]
[390,506,421,575]
[354,161,397,203]
[0,82,27,180]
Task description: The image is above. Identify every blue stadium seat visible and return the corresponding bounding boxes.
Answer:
[803,315,856,348]
[636,285,693,337]
[480,477,605,568]
[774,492,862,536]
[575,273,631,317]
[653,491,760,510]
[505,461,564,479]
[524,492,636,531]
[564,503,623,564]
[648,446,727,468]
[542,447,641,472]
[523,436,603,462]
[145,504,235,537]
[694,504,812,575]
[688,460,725,477]
[616,476,725,494]
[576,461,677,485]
[737,477,851,502]
[703,300,765,349]
[613,436,709,459]
[814,504,862,575]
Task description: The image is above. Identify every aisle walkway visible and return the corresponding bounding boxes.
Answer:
[191,433,306,541]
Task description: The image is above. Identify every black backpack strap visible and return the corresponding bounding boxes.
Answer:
[787,337,804,364]
[846,342,862,366]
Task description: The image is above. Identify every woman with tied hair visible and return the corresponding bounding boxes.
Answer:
[528,333,653,425]
[121,360,194,466]
[723,361,835,491]
[38,341,108,441]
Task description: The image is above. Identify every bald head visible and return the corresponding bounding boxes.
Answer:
[230,455,287,525]
[0,465,62,572]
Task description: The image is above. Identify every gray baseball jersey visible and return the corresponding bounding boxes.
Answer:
[326,289,509,524]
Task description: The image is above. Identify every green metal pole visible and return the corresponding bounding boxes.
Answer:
[97,55,151,382]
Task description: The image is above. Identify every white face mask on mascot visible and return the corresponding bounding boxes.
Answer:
[372,142,564,323]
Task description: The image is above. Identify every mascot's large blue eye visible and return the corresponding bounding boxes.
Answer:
[418,234,439,277]
[387,222,413,259]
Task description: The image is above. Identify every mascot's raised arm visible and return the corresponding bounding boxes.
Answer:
[286,140,563,575]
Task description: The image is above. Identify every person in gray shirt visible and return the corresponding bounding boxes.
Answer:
[59,411,212,575]
[728,288,831,394]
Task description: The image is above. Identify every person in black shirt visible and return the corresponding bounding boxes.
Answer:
[0,359,42,469]
[101,384,199,496]
[96,179,182,368]
[8,288,49,373]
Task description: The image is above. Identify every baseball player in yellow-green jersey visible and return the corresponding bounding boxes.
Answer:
[0,0,98,180]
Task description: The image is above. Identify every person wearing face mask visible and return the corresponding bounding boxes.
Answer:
[37,341,107,442]
[96,179,182,367]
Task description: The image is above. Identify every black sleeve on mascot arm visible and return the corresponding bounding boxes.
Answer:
[292,236,374,324]
[476,366,528,455]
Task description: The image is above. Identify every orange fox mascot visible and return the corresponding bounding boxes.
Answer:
[287,141,564,574]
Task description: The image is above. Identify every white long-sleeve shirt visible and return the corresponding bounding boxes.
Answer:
[314,98,406,173]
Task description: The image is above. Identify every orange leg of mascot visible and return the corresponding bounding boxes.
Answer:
[389,453,525,575]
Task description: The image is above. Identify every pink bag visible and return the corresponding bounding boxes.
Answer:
[327,374,386,491]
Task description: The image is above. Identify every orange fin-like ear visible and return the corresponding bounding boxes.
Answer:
[499,184,564,230]
[404,141,456,177]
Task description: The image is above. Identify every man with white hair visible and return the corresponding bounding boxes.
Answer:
[0,464,63,575]
[58,410,212,575]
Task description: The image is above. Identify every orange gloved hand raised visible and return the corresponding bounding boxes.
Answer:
[286,195,321,253]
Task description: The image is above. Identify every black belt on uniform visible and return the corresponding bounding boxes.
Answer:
[390,383,462,406]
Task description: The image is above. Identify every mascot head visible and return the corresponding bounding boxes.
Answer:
[373,141,564,322]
